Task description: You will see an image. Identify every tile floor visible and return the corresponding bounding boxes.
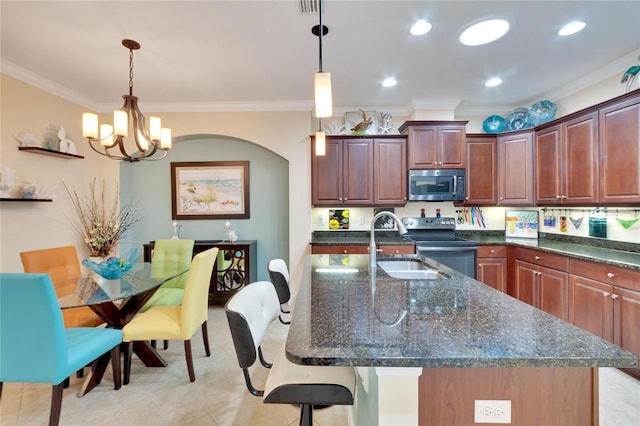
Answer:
[1,306,639,426]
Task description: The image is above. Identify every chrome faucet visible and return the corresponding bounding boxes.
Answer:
[369,211,408,268]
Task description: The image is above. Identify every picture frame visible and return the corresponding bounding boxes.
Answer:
[171,161,250,220]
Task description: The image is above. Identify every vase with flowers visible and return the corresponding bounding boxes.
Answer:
[65,178,141,260]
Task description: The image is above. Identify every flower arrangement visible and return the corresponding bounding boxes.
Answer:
[65,178,141,258]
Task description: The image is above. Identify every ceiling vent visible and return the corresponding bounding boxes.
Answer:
[299,0,318,14]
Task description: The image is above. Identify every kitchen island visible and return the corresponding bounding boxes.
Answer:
[285,254,638,425]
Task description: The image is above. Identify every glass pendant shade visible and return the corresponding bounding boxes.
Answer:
[149,117,162,141]
[314,72,333,118]
[315,130,326,156]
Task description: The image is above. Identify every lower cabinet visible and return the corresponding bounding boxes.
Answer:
[513,248,569,321]
[569,258,640,379]
[477,245,506,292]
[143,240,257,305]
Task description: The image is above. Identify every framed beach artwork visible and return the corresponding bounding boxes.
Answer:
[171,161,250,220]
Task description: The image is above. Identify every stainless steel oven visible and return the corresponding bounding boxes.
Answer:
[401,216,477,278]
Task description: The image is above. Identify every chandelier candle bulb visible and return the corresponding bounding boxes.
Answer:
[149,117,161,141]
[82,113,98,138]
[114,110,128,137]
[160,128,172,150]
[136,130,149,151]
[100,124,114,147]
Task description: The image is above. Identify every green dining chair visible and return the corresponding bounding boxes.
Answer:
[122,247,218,384]
[0,273,122,426]
[141,239,195,312]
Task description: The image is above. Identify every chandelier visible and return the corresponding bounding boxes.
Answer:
[313,0,331,156]
[82,39,171,162]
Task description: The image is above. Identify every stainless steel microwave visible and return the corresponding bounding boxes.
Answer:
[408,169,466,201]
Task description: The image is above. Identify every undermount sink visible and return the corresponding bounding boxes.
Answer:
[377,260,448,280]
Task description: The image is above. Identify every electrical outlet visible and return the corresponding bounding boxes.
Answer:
[474,400,511,424]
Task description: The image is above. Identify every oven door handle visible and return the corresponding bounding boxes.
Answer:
[416,246,477,253]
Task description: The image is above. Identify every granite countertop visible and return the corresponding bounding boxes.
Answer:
[285,254,638,368]
[311,231,640,271]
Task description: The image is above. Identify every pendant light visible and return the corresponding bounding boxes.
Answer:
[313,0,331,156]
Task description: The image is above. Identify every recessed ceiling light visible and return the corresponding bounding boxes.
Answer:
[410,20,432,36]
[558,21,586,36]
[485,77,503,87]
[382,77,398,87]
[459,18,510,46]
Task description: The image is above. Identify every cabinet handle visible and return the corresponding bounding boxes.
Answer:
[490,250,495,254]
[611,294,619,299]
[538,271,543,276]
[500,196,504,200]
[607,272,615,278]
[561,195,567,199]
[478,263,483,268]
[556,195,561,199]
[466,196,469,200]
[343,249,348,254]
[535,256,541,260]
[603,292,610,297]
[395,249,400,254]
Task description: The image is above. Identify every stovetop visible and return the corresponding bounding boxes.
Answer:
[401,216,477,246]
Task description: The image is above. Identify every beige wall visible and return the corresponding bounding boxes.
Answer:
[1,74,314,284]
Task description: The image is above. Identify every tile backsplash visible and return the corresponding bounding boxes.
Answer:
[311,203,640,244]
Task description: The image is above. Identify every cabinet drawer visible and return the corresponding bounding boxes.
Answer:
[379,244,415,255]
[311,245,369,255]
[569,258,640,292]
[513,247,568,271]
[477,245,506,258]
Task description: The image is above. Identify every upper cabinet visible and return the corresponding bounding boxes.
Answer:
[535,111,599,205]
[311,135,407,207]
[497,130,535,206]
[399,121,467,169]
[599,95,640,203]
[465,134,497,205]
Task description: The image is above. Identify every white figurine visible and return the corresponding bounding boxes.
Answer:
[224,220,238,243]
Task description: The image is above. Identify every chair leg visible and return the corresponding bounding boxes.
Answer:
[278,315,291,325]
[258,346,272,368]
[49,382,65,426]
[201,321,211,357]
[0,382,3,399]
[151,340,157,349]
[123,342,132,385]
[76,368,84,378]
[110,344,122,390]
[299,404,313,426]
[163,340,169,350]
[184,340,196,382]
[63,377,69,389]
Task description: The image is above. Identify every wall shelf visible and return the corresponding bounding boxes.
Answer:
[18,146,84,159]
[0,198,53,202]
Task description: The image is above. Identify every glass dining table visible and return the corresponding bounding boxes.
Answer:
[58,262,189,397]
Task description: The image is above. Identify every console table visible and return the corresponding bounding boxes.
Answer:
[143,240,257,304]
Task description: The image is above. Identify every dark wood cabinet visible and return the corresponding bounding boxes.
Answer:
[311,245,369,255]
[311,135,406,207]
[373,137,407,205]
[465,134,497,205]
[569,258,640,379]
[513,248,569,321]
[477,246,506,292]
[143,240,257,305]
[599,95,640,203]
[399,121,467,169]
[535,112,598,205]
[497,130,535,206]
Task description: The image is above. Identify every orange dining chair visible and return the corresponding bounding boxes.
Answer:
[20,246,104,329]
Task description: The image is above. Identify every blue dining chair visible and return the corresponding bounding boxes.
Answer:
[0,273,123,426]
